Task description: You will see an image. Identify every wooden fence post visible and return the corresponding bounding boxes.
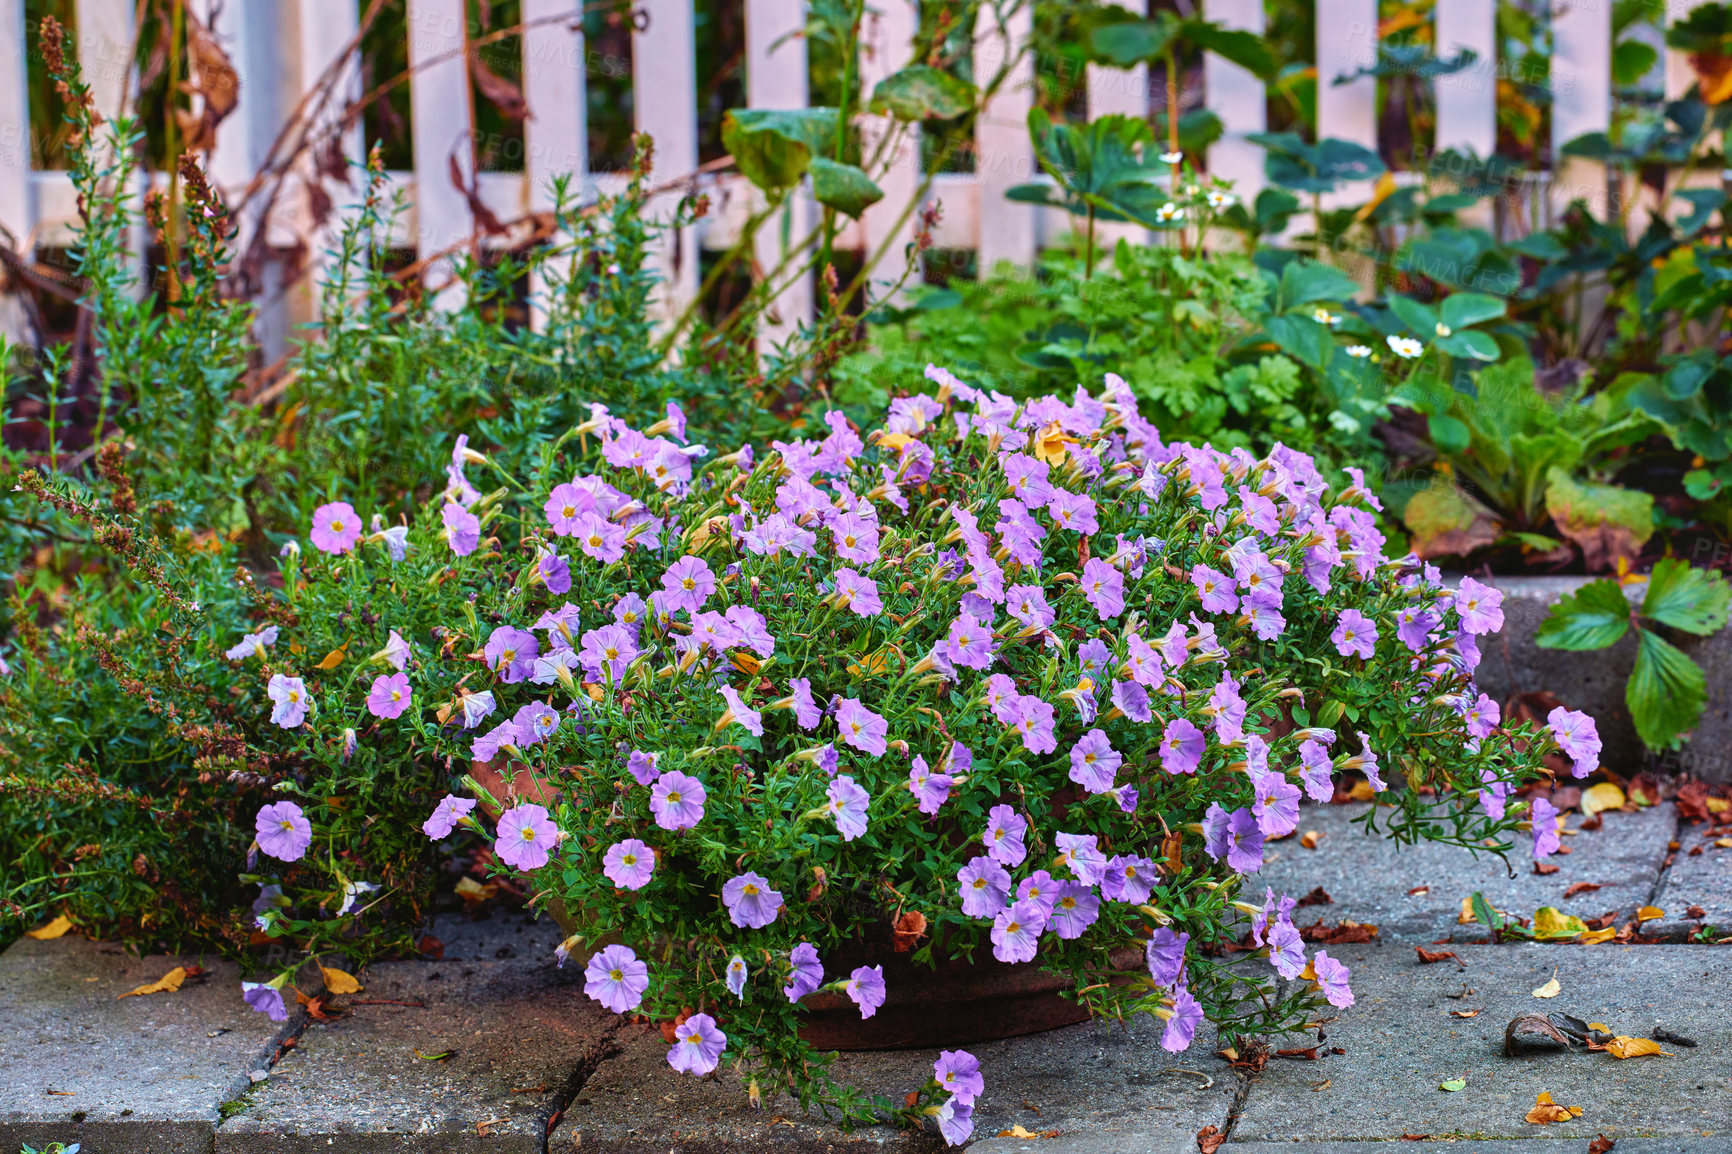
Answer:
[633,0,700,333]
[291,0,364,328]
[745,0,814,355]
[1550,0,1610,222]
[407,0,475,311]
[523,0,588,332]
[1203,0,1266,202]
[974,0,1036,275]
[857,0,920,303]
[1086,0,1148,252]
[1314,0,1378,217]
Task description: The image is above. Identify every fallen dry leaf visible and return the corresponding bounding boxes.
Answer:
[1408,884,1430,896]
[1579,927,1618,944]
[1687,905,1707,919]
[1300,829,1322,849]
[1275,1047,1319,1060]
[1415,946,1459,964]
[118,966,186,999]
[1562,882,1602,899]
[1533,862,1560,875]
[1450,1009,1481,1018]
[1532,971,1561,998]
[1347,780,1377,802]
[26,915,74,940]
[1604,1036,1670,1059]
[1636,906,1664,921]
[1581,782,1625,816]
[1715,837,1732,849]
[1504,1013,1575,1055]
[1587,1136,1616,1154]
[1524,1091,1582,1124]
[1295,886,1332,907]
[1196,1124,1226,1154]
[1458,896,1478,924]
[315,645,347,670]
[319,965,363,995]
[454,876,499,906]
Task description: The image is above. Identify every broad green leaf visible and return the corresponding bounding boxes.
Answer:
[1387,294,1438,337]
[1004,181,1064,207]
[1265,315,1334,372]
[1436,330,1501,361]
[1279,260,1361,311]
[1185,21,1280,79]
[1401,482,1501,560]
[1628,627,1708,750]
[1470,891,1501,929]
[1428,414,1471,455]
[1544,467,1655,572]
[870,65,976,121]
[1090,17,1178,67]
[809,158,883,218]
[720,109,830,192]
[1535,578,1631,651]
[1532,907,1590,939]
[1612,39,1659,86]
[1439,292,1506,330]
[1640,557,1732,635]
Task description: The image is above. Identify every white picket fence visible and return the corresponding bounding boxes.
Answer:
[0,0,1716,354]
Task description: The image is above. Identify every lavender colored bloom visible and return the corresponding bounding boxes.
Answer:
[825,775,872,841]
[943,612,998,670]
[1547,706,1601,778]
[1463,692,1500,739]
[484,626,540,684]
[1225,809,1264,873]
[832,512,880,564]
[243,982,289,1021]
[366,672,412,720]
[575,513,628,564]
[1251,772,1302,839]
[722,871,784,929]
[1102,855,1155,904]
[1069,728,1122,794]
[934,1050,984,1104]
[836,697,889,756]
[815,743,840,776]
[513,701,561,745]
[1479,768,1511,820]
[1331,608,1377,658]
[984,804,1028,867]
[1455,576,1505,635]
[668,1012,727,1075]
[1530,796,1561,859]
[784,942,824,1001]
[226,625,279,661]
[1191,564,1238,614]
[1080,558,1126,620]
[1007,584,1055,629]
[1355,731,1385,792]
[725,954,749,999]
[1049,881,1100,939]
[423,794,476,839]
[659,556,716,614]
[256,801,312,862]
[626,749,661,786]
[1111,677,1153,723]
[603,838,656,889]
[310,501,362,554]
[1145,927,1189,986]
[844,965,887,1019]
[441,501,480,556]
[496,803,559,870]
[651,771,708,831]
[267,674,310,728]
[1207,674,1246,743]
[788,677,822,729]
[1395,605,1438,652]
[1114,783,1140,813]
[612,592,647,631]
[1266,918,1307,979]
[458,691,496,728]
[1313,949,1354,1007]
[958,855,1012,918]
[1011,695,1058,755]
[717,685,764,736]
[1160,718,1206,775]
[1015,869,1059,918]
[1160,983,1203,1053]
[470,719,518,762]
[1201,802,1231,860]
[1298,739,1334,803]
[1048,489,1099,535]
[935,1096,974,1146]
[538,550,572,594]
[909,756,953,815]
[831,568,884,616]
[991,899,1046,963]
[545,482,594,535]
[579,623,639,684]
[585,944,650,1013]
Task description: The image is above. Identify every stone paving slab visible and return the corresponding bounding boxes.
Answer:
[559,1014,1240,1152]
[0,935,301,1154]
[1651,825,1732,941]
[1225,1143,1722,1153]
[1230,942,1731,1144]
[215,910,611,1153]
[1257,803,1675,942]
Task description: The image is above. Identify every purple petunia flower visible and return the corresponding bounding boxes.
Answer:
[603,838,656,890]
[935,1095,974,1146]
[256,801,312,862]
[1479,768,1511,820]
[1251,771,1302,839]
[267,673,310,728]
[226,625,279,661]
[1160,718,1207,775]
[1114,783,1140,813]
[1145,927,1189,987]
[1111,677,1153,723]
[991,898,1046,964]
[1207,674,1247,743]
[1331,608,1378,658]
[626,749,661,786]
[575,513,627,564]
[1201,802,1232,860]
[1298,739,1334,803]
[458,690,496,729]
[984,804,1028,867]
[717,684,764,736]
[578,623,639,684]
[1547,706,1601,778]
[310,501,362,555]
[441,501,480,556]
[1049,881,1100,939]
[1266,917,1307,979]
[1355,731,1385,792]
[831,568,884,617]
[1080,558,1125,620]
[909,756,953,815]
[1054,831,1107,885]
[1069,728,1122,794]
[1160,983,1203,1052]
[1530,796,1562,859]
[1455,576,1504,635]
[366,672,412,720]
[725,954,749,999]
[422,794,476,839]
[242,982,289,1021]
[496,803,559,871]
[585,944,650,1013]
[942,612,997,670]
[650,771,707,830]
[825,775,872,841]
[544,482,593,536]
[1395,605,1438,652]
[934,1049,984,1104]
[1225,808,1264,874]
[958,855,1012,918]
[668,1012,727,1075]
[1191,563,1238,615]
[722,871,784,929]
[1463,692,1500,739]
[659,555,716,615]
[513,701,561,745]
[483,626,539,684]
[1313,949,1354,1007]
[1011,694,1058,755]
[784,942,824,1002]
[836,697,889,756]
[844,965,887,1018]
[788,677,822,729]
[1102,855,1155,904]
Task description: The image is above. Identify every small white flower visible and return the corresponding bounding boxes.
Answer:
[1312,307,1341,327]
[1156,202,1185,222]
[1205,189,1236,209]
[1387,335,1424,359]
[1434,322,1452,337]
[1160,151,1183,164]
[1346,344,1372,358]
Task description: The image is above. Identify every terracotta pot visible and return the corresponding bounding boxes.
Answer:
[797,941,1144,1051]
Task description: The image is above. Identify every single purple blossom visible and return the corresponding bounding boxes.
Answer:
[717,684,764,736]
[1313,949,1354,1007]
[422,794,476,839]
[659,556,716,614]
[585,944,650,1013]
[243,982,288,1022]
[935,1096,974,1146]
[1225,808,1265,873]
[942,612,997,670]
[784,942,823,1002]
[836,697,889,756]
[843,964,887,1018]
[1069,728,1122,794]
[788,677,822,729]
[1160,983,1203,1052]
[667,1012,726,1075]
[990,899,1046,963]
[1530,796,1561,859]
[825,775,872,841]
[441,501,480,556]
[603,838,656,890]
[958,855,1012,918]
[310,501,362,554]
[722,871,784,929]
[496,803,559,870]
[1160,718,1207,775]
[1049,881,1100,939]
[483,626,539,684]
[725,955,748,999]
[1331,608,1377,658]
[626,749,661,786]
[1080,558,1125,620]
[984,804,1028,867]
[1547,706,1601,778]
[1266,917,1307,979]
[256,801,312,862]
[1191,564,1238,614]
[1145,927,1189,987]
[650,771,708,830]
[909,756,953,815]
[267,674,310,728]
[366,672,412,720]
[1102,855,1155,904]
[1455,576,1505,635]
[934,1050,984,1104]
[1251,772,1302,839]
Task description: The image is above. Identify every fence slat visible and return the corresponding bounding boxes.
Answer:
[292,0,364,327]
[407,0,475,310]
[1315,0,1377,210]
[0,0,27,344]
[973,0,1035,273]
[857,0,920,301]
[745,0,813,354]
[1550,0,1611,220]
[632,0,700,332]
[74,0,146,292]
[1203,0,1265,201]
[1086,0,1148,250]
[523,0,587,331]
[1434,0,1495,158]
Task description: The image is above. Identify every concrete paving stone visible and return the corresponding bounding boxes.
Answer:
[214,910,614,1153]
[1257,802,1675,943]
[0,934,301,1154]
[1229,942,1731,1143]
[1225,1143,1723,1153]
[559,1013,1241,1152]
[1650,826,1732,941]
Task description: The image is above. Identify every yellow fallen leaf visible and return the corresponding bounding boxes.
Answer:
[1532,970,1561,999]
[1636,906,1664,921]
[1298,960,1317,981]
[847,651,890,678]
[1715,837,1732,849]
[1532,907,1589,939]
[454,876,499,906]
[26,915,74,940]
[319,965,362,995]
[1588,1021,1610,1032]
[1300,829,1322,849]
[1579,927,1618,944]
[118,966,186,999]
[1525,1091,1581,1124]
[1605,1035,1671,1059]
[1347,780,1376,802]
[315,646,348,670]
[1707,797,1730,814]
[731,651,762,675]
[997,1124,1042,1139]
[1580,782,1625,816]
[1458,896,1477,925]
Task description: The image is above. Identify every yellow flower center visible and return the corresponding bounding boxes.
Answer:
[609,967,623,981]
[562,504,576,518]
[521,827,536,841]
[743,883,759,896]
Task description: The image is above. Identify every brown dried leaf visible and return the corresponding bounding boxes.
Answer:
[1504,1014,1574,1055]
[118,966,186,999]
[1196,1124,1226,1154]
[1524,1091,1582,1124]
[890,910,927,953]
[1415,946,1459,964]
[1587,1136,1616,1154]
[1300,829,1322,849]
[1295,886,1332,907]
[1562,882,1602,899]
[26,915,74,940]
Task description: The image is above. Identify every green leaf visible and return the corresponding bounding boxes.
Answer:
[1388,294,1438,337]
[1279,260,1361,310]
[1439,292,1506,330]
[1265,315,1334,372]
[1439,1078,1467,1092]
[1470,891,1502,930]
[1612,39,1659,86]
[1185,21,1280,79]
[1401,482,1501,560]
[1640,557,1732,635]
[870,65,976,121]
[809,158,884,218]
[1428,414,1471,455]
[1628,627,1708,750]
[1089,17,1178,67]
[1436,329,1501,361]
[1543,468,1655,571]
[720,108,830,192]
[1534,579,1631,651]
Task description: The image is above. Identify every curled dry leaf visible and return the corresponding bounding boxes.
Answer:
[26,915,74,940]
[890,909,927,952]
[1604,1036,1670,1059]
[1449,1009,1481,1018]
[1408,884,1430,896]
[1524,1091,1582,1124]
[1581,782,1625,816]
[319,965,363,995]
[118,966,186,999]
[1533,862,1560,875]
[1504,1013,1574,1055]
[1587,1136,1616,1154]
[1196,1124,1227,1154]
[1532,970,1562,998]
[1295,886,1332,907]
[1415,946,1459,964]
[1458,896,1477,925]
[1562,882,1602,899]
[1300,829,1322,849]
